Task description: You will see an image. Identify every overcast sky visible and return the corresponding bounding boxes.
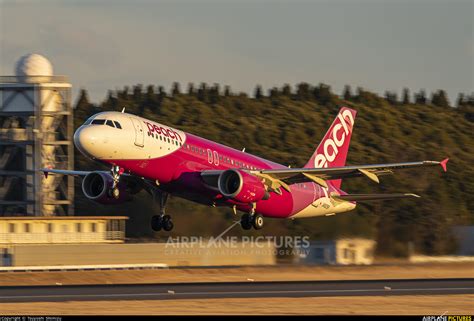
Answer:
[1,0,472,104]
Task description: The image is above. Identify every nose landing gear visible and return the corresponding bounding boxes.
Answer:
[109,165,122,199]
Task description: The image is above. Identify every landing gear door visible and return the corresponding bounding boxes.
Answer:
[130,117,144,147]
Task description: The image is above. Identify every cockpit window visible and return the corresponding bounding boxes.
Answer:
[91,119,106,125]
[88,118,122,129]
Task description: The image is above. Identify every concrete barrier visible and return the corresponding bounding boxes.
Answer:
[409,255,474,263]
[10,242,276,267]
[0,263,168,272]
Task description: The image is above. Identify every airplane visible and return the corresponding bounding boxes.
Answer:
[42,107,449,232]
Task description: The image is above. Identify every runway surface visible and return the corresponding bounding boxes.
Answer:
[0,278,472,302]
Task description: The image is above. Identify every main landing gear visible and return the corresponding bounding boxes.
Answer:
[240,205,264,230]
[151,191,174,232]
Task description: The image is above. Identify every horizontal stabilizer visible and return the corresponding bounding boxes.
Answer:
[334,193,420,202]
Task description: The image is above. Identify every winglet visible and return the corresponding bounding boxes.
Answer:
[440,158,449,172]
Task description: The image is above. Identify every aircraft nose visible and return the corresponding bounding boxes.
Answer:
[74,126,100,158]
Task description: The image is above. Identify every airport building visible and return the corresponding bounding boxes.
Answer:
[295,238,376,265]
[0,216,127,245]
[452,226,474,256]
[0,54,74,216]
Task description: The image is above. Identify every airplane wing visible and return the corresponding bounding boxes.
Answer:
[40,168,154,195]
[41,168,91,178]
[249,158,448,191]
[41,168,135,179]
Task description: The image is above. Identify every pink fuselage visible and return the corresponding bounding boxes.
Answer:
[110,134,345,218]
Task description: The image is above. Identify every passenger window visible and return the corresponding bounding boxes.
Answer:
[91,119,106,125]
[106,120,115,127]
[114,121,122,129]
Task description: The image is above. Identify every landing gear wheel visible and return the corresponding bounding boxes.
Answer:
[151,215,162,231]
[252,214,264,230]
[240,213,252,230]
[111,187,120,199]
[162,215,174,232]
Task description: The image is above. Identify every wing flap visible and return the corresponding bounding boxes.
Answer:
[334,193,420,202]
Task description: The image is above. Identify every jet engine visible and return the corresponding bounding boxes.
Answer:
[218,169,270,203]
[81,172,133,204]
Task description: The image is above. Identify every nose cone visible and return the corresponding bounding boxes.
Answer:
[74,126,101,159]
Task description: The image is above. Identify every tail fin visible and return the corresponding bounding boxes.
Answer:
[304,107,357,189]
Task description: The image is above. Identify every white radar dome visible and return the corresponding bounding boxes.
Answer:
[15,53,53,77]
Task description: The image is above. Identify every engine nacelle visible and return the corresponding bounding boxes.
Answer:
[82,172,131,204]
[218,169,269,203]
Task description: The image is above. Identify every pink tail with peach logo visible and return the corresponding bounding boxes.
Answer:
[304,107,357,189]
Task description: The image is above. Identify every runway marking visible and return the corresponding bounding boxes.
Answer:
[0,287,472,300]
